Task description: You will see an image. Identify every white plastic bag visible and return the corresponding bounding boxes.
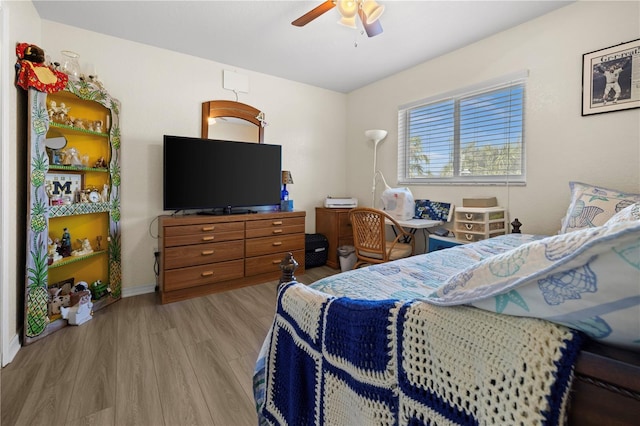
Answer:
[381,187,415,220]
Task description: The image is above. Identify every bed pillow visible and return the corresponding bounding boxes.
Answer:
[427,218,640,350]
[560,181,640,233]
[605,203,640,226]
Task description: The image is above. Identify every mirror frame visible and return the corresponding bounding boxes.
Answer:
[201,100,264,143]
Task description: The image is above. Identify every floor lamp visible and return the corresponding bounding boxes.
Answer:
[365,129,388,207]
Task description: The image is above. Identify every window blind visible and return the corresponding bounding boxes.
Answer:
[398,71,527,185]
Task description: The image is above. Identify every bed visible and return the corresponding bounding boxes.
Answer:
[254,183,640,425]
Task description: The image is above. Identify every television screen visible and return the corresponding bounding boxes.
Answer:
[163,135,282,212]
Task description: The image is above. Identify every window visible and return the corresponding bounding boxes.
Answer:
[398,72,527,185]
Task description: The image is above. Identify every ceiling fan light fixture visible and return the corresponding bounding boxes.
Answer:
[337,0,358,18]
[361,1,384,24]
[338,16,357,28]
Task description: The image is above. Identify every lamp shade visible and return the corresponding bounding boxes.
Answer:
[361,1,385,23]
[282,170,294,185]
[365,129,388,143]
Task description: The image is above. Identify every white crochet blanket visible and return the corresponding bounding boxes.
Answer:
[259,282,583,425]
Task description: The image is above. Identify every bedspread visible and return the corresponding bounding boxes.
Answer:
[259,282,583,425]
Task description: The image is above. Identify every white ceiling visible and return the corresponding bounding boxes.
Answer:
[32,0,573,93]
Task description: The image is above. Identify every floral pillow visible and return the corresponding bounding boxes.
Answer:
[560,181,640,233]
[427,218,640,350]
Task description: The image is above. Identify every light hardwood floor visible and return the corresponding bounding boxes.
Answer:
[1,265,337,426]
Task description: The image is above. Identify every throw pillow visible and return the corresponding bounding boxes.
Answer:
[560,181,640,233]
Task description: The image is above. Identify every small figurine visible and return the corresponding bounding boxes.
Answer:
[58,228,71,257]
[94,156,106,168]
[101,183,109,202]
[63,147,82,166]
[71,238,93,256]
[48,236,63,264]
[60,290,93,325]
[96,235,102,251]
[93,120,103,133]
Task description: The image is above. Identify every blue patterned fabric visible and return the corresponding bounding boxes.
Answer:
[429,212,640,350]
[259,282,583,425]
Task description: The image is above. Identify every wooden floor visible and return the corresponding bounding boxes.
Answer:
[1,265,337,426]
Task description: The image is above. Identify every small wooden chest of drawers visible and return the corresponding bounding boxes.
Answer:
[158,211,305,304]
[315,207,353,269]
[453,207,507,243]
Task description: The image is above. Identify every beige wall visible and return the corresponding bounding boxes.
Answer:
[346,0,640,237]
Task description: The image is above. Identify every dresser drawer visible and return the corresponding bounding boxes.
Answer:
[246,216,305,231]
[454,221,505,233]
[245,234,305,257]
[163,259,244,292]
[164,224,244,247]
[245,220,305,238]
[245,249,305,277]
[164,240,244,269]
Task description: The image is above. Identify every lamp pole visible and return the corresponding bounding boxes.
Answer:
[365,129,387,208]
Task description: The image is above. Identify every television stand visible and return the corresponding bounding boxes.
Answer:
[158,210,306,304]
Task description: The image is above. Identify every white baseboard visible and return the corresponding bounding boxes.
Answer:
[122,283,156,298]
[2,332,21,367]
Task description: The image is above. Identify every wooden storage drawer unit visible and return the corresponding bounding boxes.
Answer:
[164,259,244,292]
[316,207,353,269]
[159,211,305,304]
[453,207,507,243]
[164,240,244,269]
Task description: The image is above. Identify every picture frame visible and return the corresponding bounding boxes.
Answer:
[45,172,83,203]
[582,38,640,116]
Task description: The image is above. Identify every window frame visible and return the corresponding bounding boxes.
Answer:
[397,71,528,186]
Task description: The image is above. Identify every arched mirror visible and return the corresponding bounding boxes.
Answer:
[201,100,265,143]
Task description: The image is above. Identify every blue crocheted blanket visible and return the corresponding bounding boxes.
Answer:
[258,282,583,426]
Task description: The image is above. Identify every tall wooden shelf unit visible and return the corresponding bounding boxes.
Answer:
[23,81,121,345]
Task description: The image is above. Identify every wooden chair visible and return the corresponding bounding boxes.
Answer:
[349,207,415,269]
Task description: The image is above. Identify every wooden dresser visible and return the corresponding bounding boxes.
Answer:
[158,211,305,303]
[315,207,353,269]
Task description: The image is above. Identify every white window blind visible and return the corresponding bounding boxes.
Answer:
[398,72,527,185]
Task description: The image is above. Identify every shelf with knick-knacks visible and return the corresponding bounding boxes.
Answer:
[22,77,121,344]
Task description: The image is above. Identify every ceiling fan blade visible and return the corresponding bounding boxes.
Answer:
[292,0,336,27]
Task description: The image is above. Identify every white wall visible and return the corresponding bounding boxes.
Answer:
[1,0,41,366]
[346,0,640,238]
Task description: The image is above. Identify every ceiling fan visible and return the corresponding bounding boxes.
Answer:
[292,0,385,37]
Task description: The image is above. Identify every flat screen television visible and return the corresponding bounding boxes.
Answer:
[163,135,282,213]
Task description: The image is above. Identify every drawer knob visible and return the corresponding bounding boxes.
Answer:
[272,229,283,234]
[202,226,215,231]
[465,213,474,220]
[202,236,215,241]
[465,234,474,241]
[272,241,282,246]
[201,271,214,277]
[201,250,214,256]
[272,221,283,226]
[465,223,473,230]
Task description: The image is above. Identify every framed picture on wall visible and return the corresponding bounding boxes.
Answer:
[582,38,640,116]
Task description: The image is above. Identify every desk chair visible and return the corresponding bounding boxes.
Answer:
[349,207,415,269]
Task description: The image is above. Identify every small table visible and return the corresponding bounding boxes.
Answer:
[386,218,442,253]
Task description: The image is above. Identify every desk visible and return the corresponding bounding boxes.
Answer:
[386,218,442,253]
